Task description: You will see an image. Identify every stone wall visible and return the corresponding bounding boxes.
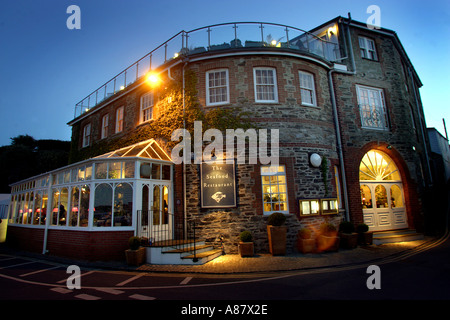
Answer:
[332,26,430,231]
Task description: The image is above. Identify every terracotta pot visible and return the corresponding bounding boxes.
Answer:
[316,234,340,252]
[358,231,373,245]
[339,232,358,249]
[297,238,315,254]
[125,247,146,266]
[267,225,287,256]
[239,242,254,257]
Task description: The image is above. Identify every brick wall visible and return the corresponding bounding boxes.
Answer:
[333,26,428,231]
[180,55,343,253]
[7,226,133,261]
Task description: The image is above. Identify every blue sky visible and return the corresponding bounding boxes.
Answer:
[0,0,449,147]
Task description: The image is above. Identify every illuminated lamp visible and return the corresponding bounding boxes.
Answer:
[146,72,161,87]
[310,153,322,168]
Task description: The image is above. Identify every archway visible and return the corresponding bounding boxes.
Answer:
[359,150,408,231]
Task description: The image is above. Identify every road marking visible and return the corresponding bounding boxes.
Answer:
[95,288,124,295]
[75,294,101,300]
[57,270,96,283]
[180,276,193,285]
[20,266,60,277]
[116,273,145,287]
[0,261,35,270]
[0,257,16,262]
[50,287,72,294]
[129,294,156,300]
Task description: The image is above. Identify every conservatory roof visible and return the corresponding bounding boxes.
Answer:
[94,139,171,161]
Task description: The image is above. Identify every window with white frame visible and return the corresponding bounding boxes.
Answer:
[299,71,317,106]
[115,106,124,133]
[254,67,278,103]
[261,165,288,215]
[356,85,389,130]
[206,69,229,106]
[82,123,91,147]
[141,92,154,123]
[358,36,378,61]
[101,114,109,139]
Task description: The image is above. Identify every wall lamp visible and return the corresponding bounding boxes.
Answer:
[310,153,322,168]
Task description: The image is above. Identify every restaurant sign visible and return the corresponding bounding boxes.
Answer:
[200,162,236,208]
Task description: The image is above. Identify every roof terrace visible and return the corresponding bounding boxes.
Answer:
[73,21,340,119]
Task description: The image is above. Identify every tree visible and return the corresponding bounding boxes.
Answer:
[0,135,70,193]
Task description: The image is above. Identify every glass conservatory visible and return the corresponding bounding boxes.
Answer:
[7,139,173,235]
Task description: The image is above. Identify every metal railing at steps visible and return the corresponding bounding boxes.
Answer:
[137,209,199,262]
[74,22,340,118]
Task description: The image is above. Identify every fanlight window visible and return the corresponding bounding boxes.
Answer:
[359,150,401,181]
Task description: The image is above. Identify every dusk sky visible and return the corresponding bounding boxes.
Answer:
[0,0,449,147]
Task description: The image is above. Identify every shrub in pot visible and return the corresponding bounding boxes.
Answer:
[267,212,287,256]
[356,223,373,245]
[317,222,340,252]
[297,228,315,254]
[239,231,254,257]
[339,221,358,249]
[125,236,146,266]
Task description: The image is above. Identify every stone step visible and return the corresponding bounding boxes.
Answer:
[162,244,211,254]
[373,229,424,245]
[146,240,222,265]
[182,248,223,263]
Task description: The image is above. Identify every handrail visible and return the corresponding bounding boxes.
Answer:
[137,209,198,261]
[74,22,339,119]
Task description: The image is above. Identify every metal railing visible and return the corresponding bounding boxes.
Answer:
[137,209,198,261]
[74,22,340,118]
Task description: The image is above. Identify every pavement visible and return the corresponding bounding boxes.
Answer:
[0,237,439,275]
[136,237,436,274]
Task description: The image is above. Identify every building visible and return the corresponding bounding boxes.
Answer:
[6,16,434,262]
[426,127,450,235]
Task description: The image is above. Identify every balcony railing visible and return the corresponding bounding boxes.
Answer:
[74,22,340,118]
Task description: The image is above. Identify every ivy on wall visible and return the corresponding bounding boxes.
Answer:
[69,69,254,164]
[320,156,329,197]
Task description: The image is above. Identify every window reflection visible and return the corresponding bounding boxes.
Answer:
[375,185,387,208]
[360,185,372,208]
[114,183,132,226]
[94,183,112,227]
[390,185,404,208]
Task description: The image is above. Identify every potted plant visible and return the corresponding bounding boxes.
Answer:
[297,227,315,254]
[339,221,358,249]
[267,212,287,256]
[316,222,340,252]
[357,223,373,245]
[125,236,146,266]
[238,231,254,257]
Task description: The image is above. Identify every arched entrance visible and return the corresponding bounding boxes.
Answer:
[359,150,408,231]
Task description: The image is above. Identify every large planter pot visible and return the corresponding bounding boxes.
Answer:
[297,238,315,254]
[358,231,374,245]
[125,247,146,266]
[267,225,287,256]
[239,242,254,257]
[339,232,358,249]
[316,234,340,252]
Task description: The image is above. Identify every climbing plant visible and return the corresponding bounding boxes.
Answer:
[320,156,329,196]
[69,68,255,163]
